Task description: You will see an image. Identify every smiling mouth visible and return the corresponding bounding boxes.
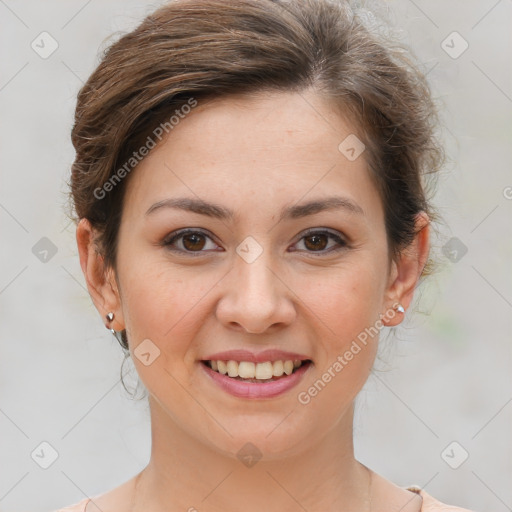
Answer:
[201,359,312,383]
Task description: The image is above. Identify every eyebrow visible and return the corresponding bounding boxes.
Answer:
[145,195,365,221]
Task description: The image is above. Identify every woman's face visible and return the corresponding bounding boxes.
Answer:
[111,90,400,458]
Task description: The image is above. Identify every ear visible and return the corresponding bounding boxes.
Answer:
[76,218,125,332]
[381,212,430,326]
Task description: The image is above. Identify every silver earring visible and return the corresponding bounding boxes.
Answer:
[105,312,128,349]
[106,312,115,333]
[395,304,405,314]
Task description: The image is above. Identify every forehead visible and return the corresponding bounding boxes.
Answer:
[122,89,383,223]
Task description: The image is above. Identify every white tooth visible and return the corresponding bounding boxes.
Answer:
[255,361,274,379]
[210,360,218,371]
[238,361,256,379]
[283,360,294,375]
[226,360,239,377]
[273,360,284,377]
[217,360,227,375]
[293,360,301,369]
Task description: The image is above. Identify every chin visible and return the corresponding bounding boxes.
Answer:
[200,414,320,462]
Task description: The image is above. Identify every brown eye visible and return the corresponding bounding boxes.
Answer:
[163,229,219,254]
[303,233,329,251]
[182,233,206,251]
[294,229,347,254]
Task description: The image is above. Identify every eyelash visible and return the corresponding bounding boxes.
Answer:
[162,228,348,257]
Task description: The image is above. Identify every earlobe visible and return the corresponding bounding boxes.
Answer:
[76,218,125,331]
[381,212,430,327]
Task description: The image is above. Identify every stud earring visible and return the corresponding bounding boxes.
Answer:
[105,312,115,334]
[395,304,405,314]
[105,312,127,349]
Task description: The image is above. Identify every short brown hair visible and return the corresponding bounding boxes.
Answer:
[69,0,443,312]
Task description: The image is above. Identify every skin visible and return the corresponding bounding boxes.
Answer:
[77,89,429,512]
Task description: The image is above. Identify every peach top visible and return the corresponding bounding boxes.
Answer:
[53,486,474,511]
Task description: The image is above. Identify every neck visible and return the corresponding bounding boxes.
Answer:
[131,397,371,512]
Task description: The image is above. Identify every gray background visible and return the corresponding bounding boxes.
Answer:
[0,1,511,511]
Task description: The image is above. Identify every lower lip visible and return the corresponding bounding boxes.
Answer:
[200,361,312,399]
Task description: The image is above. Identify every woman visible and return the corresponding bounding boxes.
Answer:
[57,0,474,510]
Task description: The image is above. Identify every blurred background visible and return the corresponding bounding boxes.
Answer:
[0,1,511,510]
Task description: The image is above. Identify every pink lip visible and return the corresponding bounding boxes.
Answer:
[202,349,311,364]
[200,360,312,399]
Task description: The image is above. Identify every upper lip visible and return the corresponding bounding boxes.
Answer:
[202,349,312,364]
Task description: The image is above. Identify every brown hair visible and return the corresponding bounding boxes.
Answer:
[69,0,443,351]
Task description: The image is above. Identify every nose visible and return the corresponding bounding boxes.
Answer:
[215,252,296,334]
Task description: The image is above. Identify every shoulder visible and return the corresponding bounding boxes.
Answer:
[407,486,475,512]
[51,497,90,512]
[368,469,474,512]
[52,473,140,511]
[52,474,139,511]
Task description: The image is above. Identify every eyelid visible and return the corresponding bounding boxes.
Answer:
[162,228,221,255]
[163,227,214,243]
[298,227,346,240]
[292,227,348,254]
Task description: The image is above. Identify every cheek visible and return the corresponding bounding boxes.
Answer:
[118,253,217,355]
[293,271,382,417]
[290,253,386,403]
[297,256,386,338]
[118,262,210,396]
